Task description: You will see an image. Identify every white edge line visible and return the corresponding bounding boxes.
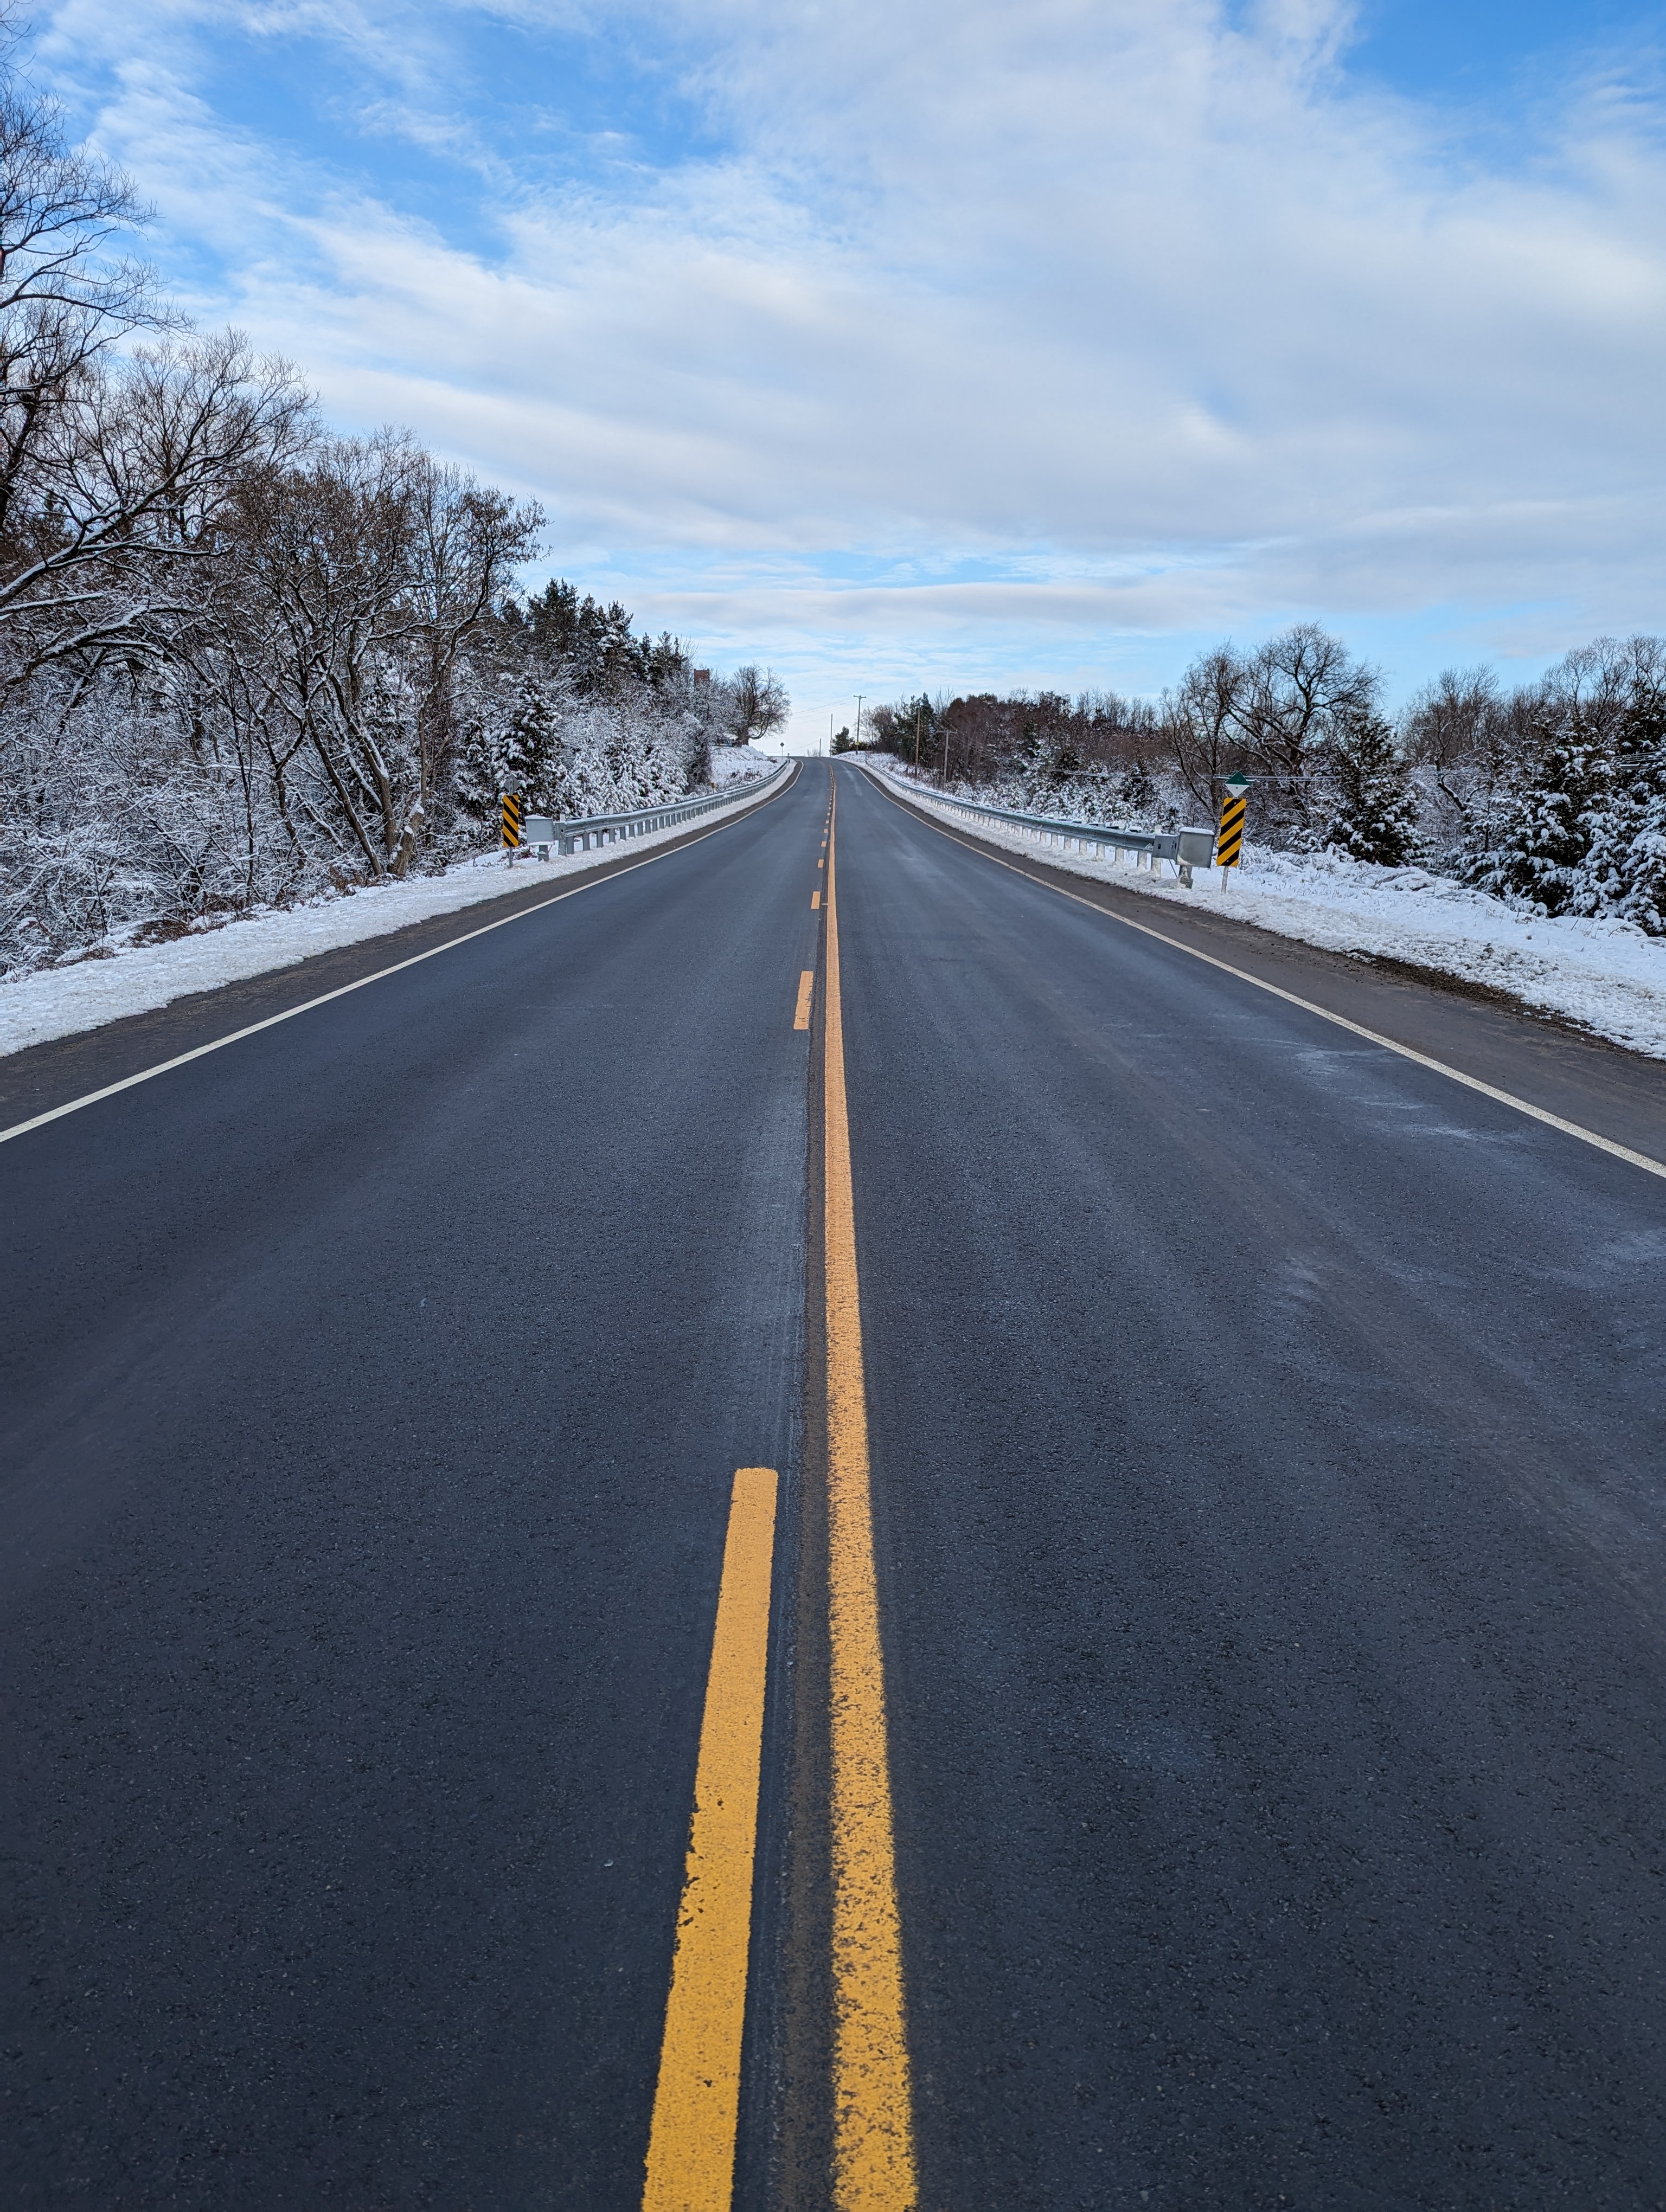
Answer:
[861,765,1666,1186]
[0,767,801,1146]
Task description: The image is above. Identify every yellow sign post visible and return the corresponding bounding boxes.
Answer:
[1216,774,1250,872]
[501,792,523,860]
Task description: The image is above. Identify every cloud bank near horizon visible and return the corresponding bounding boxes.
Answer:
[34,0,1666,729]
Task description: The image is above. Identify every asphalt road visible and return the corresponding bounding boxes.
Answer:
[834,762,1666,2210]
[5,755,1666,2208]
[2,768,819,2209]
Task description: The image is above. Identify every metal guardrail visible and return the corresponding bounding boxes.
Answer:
[874,773,1218,884]
[514,760,793,859]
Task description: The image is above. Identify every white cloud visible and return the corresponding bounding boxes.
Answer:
[33,0,1666,712]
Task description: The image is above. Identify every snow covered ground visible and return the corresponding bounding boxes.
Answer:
[1,761,787,1058]
[872,762,1666,1060]
[709,745,777,786]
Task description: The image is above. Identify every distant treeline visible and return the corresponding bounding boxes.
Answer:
[866,624,1666,931]
[0,31,788,975]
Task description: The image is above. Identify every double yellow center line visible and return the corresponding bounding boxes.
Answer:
[643,779,917,2211]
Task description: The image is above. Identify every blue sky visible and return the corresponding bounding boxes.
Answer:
[33,0,1666,741]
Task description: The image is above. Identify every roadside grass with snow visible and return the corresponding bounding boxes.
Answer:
[873,762,1666,1061]
[1,760,786,1058]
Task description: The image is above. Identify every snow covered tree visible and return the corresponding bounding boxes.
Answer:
[1322,710,1418,865]
[0,40,311,687]
[1400,665,1540,866]
[1578,744,1666,932]
[209,435,540,879]
[556,695,707,813]
[1569,644,1666,930]
[452,665,567,827]
[867,692,941,771]
[1464,726,1611,914]
[1116,757,1157,817]
[1461,637,1666,919]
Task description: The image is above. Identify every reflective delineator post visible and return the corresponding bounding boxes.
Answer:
[1216,773,1250,880]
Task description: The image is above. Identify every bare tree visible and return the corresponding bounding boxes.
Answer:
[207,438,541,879]
[1541,636,1662,754]
[0,42,315,681]
[216,435,427,878]
[1400,666,1529,857]
[399,459,542,860]
[0,52,161,432]
[1228,623,1379,834]
[725,663,790,743]
[0,332,312,682]
[1162,645,1250,816]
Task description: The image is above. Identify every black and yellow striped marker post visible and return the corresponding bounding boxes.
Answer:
[1215,774,1250,871]
[501,792,523,859]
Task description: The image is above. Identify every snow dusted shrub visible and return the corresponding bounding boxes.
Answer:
[4,681,169,972]
[1112,757,1159,820]
[1,820,124,971]
[556,695,708,815]
[0,672,310,974]
[452,664,711,832]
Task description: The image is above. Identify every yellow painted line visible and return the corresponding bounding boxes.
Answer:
[823,787,918,2209]
[812,891,822,910]
[818,858,825,869]
[794,970,816,1030]
[864,772,1666,1187]
[0,769,802,1148]
[643,1467,780,2212]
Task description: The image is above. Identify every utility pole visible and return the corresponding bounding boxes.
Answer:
[854,695,863,756]
[913,706,921,774]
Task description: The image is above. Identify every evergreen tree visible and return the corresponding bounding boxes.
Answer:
[519,581,664,695]
[1116,758,1156,817]
[1575,677,1663,929]
[453,667,566,824]
[1578,739,1666,933]
[1322,711,1418,865]
[1464,727,1610,912]
[890,693,938,769]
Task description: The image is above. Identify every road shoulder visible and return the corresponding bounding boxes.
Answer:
[861,764,1666,1168]
[0,764,799,1129]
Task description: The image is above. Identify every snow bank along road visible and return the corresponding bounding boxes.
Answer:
[4,759,1665,2208]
